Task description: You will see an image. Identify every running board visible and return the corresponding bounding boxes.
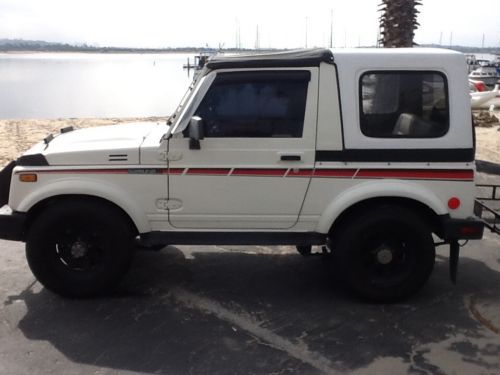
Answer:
[139,231,327,247]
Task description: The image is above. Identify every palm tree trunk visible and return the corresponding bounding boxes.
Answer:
[379,0,421,47]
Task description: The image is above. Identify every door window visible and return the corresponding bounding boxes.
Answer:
[193,71,310,138]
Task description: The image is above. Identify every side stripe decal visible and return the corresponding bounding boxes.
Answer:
[19,168,474,181]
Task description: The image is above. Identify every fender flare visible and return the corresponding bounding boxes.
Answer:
[16,178,151,233]
[315,180,447,233]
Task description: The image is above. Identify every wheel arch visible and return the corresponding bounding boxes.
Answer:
[26,194,141,236]
[329,197,444,241]
[316,181,447,235]
[14,178,151,233]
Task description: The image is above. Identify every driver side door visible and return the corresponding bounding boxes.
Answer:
[167,68,318,230]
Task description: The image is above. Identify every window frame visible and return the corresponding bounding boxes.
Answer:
[191,70,311,139]
[358,70,450,139]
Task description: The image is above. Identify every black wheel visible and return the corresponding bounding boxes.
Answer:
[26,200,135,298]
[333,206,435,302]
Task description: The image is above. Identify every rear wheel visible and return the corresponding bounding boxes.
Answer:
[26,200,135,298]
[333,206,435,302]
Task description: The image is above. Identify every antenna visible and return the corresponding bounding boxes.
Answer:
[439,31,443,46]
[305,17,308,48]
[238,22,241,49]
[482,33,485,49]
[449,32,453,48]
[255,24,260,50]
[235,18,239,49]
[329,10,333,48]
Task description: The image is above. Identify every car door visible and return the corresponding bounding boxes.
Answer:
[167,68,318,230]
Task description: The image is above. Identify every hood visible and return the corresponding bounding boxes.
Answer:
[24,122,159,166]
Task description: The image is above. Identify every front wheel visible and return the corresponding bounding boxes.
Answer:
[26,200,135,298]
[333,206,436,302]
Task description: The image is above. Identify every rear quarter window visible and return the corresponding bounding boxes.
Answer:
[360,71,449,138]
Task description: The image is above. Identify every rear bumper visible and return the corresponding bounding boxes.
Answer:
[0,206,26,242]
[441,216,484,240]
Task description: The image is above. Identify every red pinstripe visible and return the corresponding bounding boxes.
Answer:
[231,168,288,177]
[19,167,474,181]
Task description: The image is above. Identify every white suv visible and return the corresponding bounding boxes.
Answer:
[0,48,484,302]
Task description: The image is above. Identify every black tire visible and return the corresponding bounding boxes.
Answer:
[26,200,135,298]
[333,206,435,303]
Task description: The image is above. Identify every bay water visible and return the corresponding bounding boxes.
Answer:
[0,53,195,119]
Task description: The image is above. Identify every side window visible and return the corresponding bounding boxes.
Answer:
[193,71,310,138]
[360,71,449,138]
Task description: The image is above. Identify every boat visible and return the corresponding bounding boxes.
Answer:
[470,84,499,109]
[183,55,206,70]
[469,65,500,87]
[470,79,487,92]
[466,54,478,73]
[182,52,215,71]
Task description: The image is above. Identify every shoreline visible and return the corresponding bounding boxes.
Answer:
[0,50,202,55]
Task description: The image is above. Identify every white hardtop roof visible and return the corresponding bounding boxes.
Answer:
[204,48,464,71]
[331,47,462,56]
[331,48,465,70]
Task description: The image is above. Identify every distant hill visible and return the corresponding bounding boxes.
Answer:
[0,39,216,53]
[0,38,94,51]
[0,38,498,55]
[0,38,56,46]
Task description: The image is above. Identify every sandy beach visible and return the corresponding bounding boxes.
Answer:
[0,117,166,167]
[0,113,499,166]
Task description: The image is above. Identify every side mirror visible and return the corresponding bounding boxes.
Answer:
[189,116,205,150]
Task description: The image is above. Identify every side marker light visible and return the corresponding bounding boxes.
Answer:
[19,174,37,182]
[448,197,461,210]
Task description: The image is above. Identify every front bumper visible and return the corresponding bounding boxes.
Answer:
[441,216,484,241]
[0,161,16,207]
[0,206,26,242]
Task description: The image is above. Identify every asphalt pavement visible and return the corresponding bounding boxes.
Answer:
[1,228,500,374]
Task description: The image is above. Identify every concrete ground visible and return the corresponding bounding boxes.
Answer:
[0,227,500,375]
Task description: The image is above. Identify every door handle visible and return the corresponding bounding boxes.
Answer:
[280,154,302,161]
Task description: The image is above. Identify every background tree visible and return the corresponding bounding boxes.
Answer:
[379,0,422,47]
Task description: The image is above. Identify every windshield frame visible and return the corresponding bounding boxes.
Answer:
[167,76,198,126]
[165,70,216,138]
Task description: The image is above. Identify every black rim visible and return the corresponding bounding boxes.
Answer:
[357,224,418,288]
[50,224,108,272]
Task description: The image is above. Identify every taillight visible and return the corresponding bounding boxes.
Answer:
[460,226,482,236]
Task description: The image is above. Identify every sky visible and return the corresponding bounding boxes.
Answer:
[0,0,499,49]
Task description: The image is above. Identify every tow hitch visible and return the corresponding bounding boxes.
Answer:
[475,184,500,235]
[449,240,460,284]
[468,183,500,284]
